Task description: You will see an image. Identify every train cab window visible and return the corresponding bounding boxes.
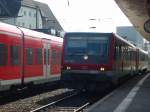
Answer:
[26,48,33,65]
[0,44,8,66]
[36,48,42,64]
[11,46,19,65]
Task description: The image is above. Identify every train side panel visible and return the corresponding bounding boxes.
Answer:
[22,34,62,84]
[138,49,149,72]
[0,22,63,92]
[24,36,43,78]
[112,35,137,81]
[50,40,62,75]
[0,26,22,91]
[0,33,22,80]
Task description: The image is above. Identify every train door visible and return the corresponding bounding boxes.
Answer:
[43,41,51,78]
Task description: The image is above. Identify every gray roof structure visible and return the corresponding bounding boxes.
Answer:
[21,0,36,8]
[35,1,63,31]
[22,0,63,31]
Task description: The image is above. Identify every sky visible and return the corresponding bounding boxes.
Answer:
[34,0,133,32]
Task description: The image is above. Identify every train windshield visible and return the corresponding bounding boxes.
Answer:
[64,33,110,64]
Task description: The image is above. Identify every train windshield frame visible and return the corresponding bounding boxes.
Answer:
[64,33,110,64]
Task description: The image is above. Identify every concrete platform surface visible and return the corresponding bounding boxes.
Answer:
[87,73,150,112]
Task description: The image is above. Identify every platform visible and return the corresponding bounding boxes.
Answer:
[87,72,150,112]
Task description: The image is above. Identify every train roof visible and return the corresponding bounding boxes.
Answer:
[114,33,137,48]
[65,32,112,35]
[20,27,63,43]
[64,32,113,39]
[114,33,148,54]
[137,46,148,54]
[0,22,63,43]
[0,22,22,35]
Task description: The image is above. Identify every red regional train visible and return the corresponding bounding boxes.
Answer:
[61,32,149,90]
[0,22,63,92]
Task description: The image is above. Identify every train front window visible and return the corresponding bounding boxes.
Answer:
[64,34,110,64]
[87,37,108,56]
[67,37,87,55]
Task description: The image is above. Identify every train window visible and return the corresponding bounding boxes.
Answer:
[26,48,33,65]
[87,37,109,57]
[114,39,122,61]
[11,46,19,65]
[58,51,62,64]
[115,45,121,60]
[44,49,50,65]
[131,51,134,61]
[44,49,46,64]
[48,49,50,65]
[52,50,57,64]
[119,46,122,59]
[0,44,8,66]
[142,54,145,61]
[36,48,42,64]
[68,37,87,48]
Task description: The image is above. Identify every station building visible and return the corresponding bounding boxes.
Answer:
[0,0,63,36]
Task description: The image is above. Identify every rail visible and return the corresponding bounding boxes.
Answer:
[30,92,79,112]
[74,102,90,112]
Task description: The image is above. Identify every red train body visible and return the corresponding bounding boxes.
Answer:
[61,32,149,90]
[0,22,63,92]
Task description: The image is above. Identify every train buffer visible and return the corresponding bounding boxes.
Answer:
[87,73,150,112]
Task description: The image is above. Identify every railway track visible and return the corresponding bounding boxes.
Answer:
[30,76,134,112]
[30,90,103,112]
[1,73,146,112]
[0,88,75,112]
[53,102,90,112]
[30,91,81,112]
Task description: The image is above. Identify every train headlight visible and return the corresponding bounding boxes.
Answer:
[100,67,105,71]
[67,66,71,70]
[83,55,88,60]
